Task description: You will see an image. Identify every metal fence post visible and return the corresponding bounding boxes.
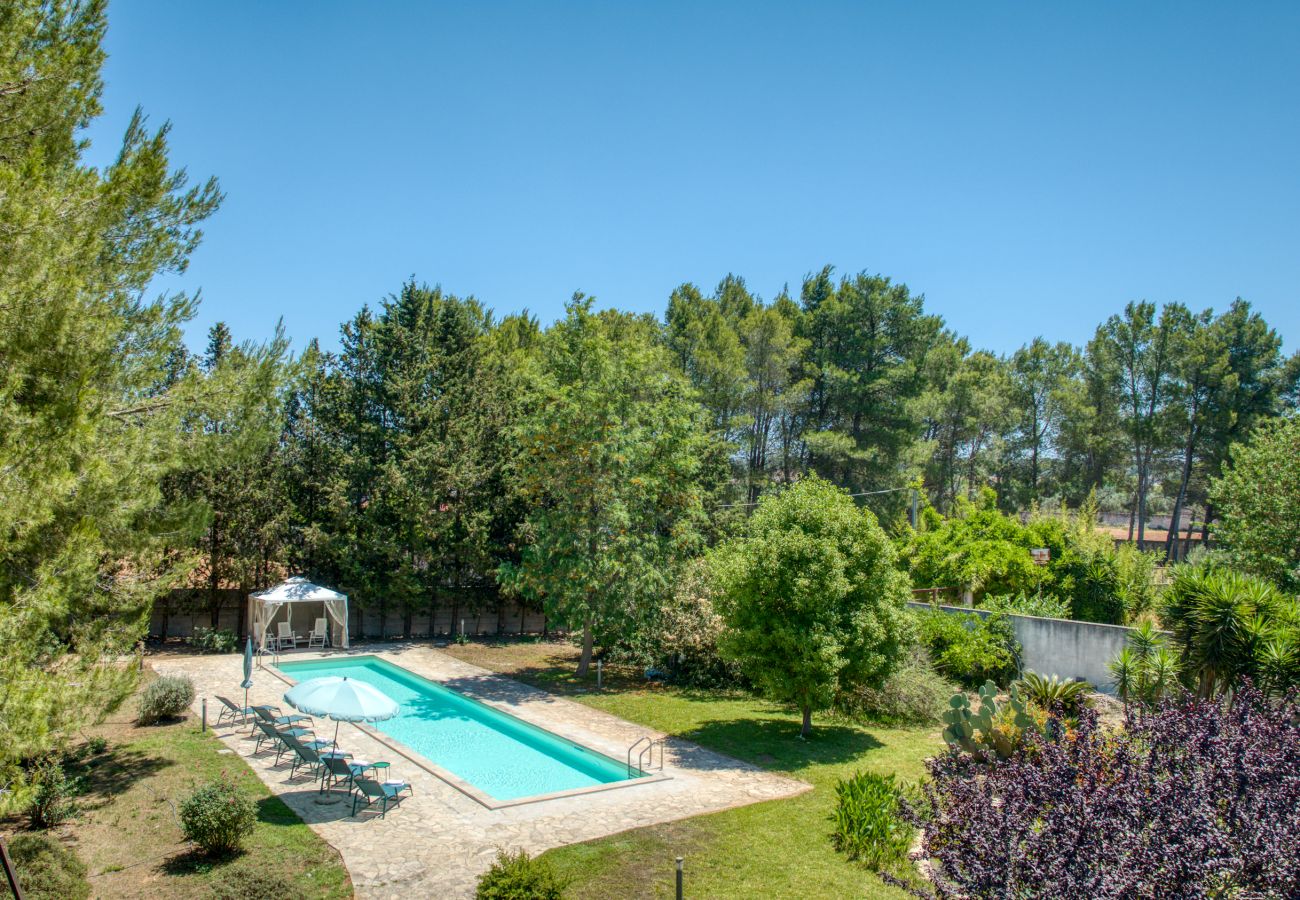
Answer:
[676,856,683,900]
[597,660,603,689]
[201,698,207,732]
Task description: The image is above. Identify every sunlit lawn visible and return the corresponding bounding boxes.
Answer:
[2,676,352,899]
[443,639,942,899]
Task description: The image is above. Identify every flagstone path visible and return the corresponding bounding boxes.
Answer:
[158,645,809,898]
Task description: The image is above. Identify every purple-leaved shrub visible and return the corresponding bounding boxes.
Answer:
[912,683,1300,899]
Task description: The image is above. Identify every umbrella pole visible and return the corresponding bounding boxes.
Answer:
[316,717,345,806]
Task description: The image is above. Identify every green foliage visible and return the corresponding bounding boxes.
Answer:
[0,0,284,795]
[188,626,239,654]
[617,558,743,689]
[179,774,258,856]
[1112,543,1162,620]
[914,608,1020,688]
[1161,562,1299,697]
[476,849,570,900]
[502,297,710,674]
[830,771,915,872]
[1014,671,1091,715]
[137,675,195,725]
[25,753,78,828]
[900,495,1149,625]
[836,645,958,726]
[1211,417,1300,593]
[209,867,295,900]
[981,592,1071,619]
[709,477,913,736]
[941,681,1045,760]
[5,833,90,900]
[1109,621,1182,706]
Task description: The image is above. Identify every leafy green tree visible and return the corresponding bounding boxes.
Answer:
[709,477,912,737]
[1093,301,1189,543]
[1210,417,1300,593]
[921,341,1010,511]
[0,0,274,793]
[798,269,942,513]
[502,297,709,675]
[1003,338,1076,507]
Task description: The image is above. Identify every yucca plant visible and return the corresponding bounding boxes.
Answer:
[1110,621,1182,709]
[1014,671,1091,715]
[1162,564,1296,697]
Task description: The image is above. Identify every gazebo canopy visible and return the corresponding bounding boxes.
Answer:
[249,576,349,649]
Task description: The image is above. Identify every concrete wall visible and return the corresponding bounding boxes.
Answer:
[150,589,549,641]
[909,601,1144,694]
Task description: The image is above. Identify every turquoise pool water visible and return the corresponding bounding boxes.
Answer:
[276,656,639,801]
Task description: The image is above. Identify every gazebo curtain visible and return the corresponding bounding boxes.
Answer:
[250,586,350,650]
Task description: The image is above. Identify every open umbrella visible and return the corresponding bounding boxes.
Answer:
[283,676,400,766]
[240,637,254,726]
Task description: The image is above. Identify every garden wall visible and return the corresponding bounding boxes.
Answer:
[150,589,548,641]
[908,602,1144,694]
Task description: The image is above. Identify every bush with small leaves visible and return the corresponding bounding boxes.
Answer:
[837,646,959,726]
[189,626,240,654]
[915,684,1300,898]
[210,866,295,900]
[5,833,90,900]
[179,774,258,856]
[475,849,569,900]
[830,770,915,873]
[137,674,195,724]
[916,609,1020,688]
[1014,671,1091,715]
[26,754,78,828]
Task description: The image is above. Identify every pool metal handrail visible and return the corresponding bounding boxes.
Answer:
[627,735,665,776]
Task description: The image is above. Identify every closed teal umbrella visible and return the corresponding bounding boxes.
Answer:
[241,637,254,724]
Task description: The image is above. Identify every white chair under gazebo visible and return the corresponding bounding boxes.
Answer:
[249,576,350,652]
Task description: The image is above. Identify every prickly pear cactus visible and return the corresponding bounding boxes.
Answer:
[941,680,1043,760]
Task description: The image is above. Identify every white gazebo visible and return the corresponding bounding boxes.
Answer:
[248,576,350,650]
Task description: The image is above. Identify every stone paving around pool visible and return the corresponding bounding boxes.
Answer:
[157,646,810,898]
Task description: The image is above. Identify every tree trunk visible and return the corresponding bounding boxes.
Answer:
[577,615,594,676]
[801,705,813,738]
[1165,425,1197,561]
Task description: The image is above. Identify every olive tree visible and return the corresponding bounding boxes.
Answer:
[708,477,912,737]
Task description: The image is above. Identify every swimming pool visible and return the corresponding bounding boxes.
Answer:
[276,655,646,803]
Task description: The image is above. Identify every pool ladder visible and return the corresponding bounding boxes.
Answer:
[627,736,665,776]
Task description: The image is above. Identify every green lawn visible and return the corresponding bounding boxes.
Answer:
[10,675,352,899]
[443,640,942,899]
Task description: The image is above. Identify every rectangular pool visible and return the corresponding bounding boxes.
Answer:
[276,655,644,802]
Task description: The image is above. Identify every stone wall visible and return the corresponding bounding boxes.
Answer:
[909,601,1148,694]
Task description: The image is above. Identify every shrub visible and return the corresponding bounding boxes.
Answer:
[830,771,915,872]
[26,754,78,828]
[836,645,958,726]
[915,608,1019,688]
[940,681,1045,761]
[137,674,195,724]
[916,684,1300,898]
[981,592,1071,619]
[210,867,295,900]
[616,558,745,689]
[475,849,569,900]
[1014,671,1091,715]
[5,833,90,900]
[1162,562,1299,696]
[189,626,240,654]
[179,774,258,856]
[1070,556,1126,624]
[85,735,108,755]
[1108,620,1181,706]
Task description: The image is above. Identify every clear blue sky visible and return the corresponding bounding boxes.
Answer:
[85,1,1300,355]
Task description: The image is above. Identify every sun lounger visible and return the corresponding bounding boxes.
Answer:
[350,776,412,818]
